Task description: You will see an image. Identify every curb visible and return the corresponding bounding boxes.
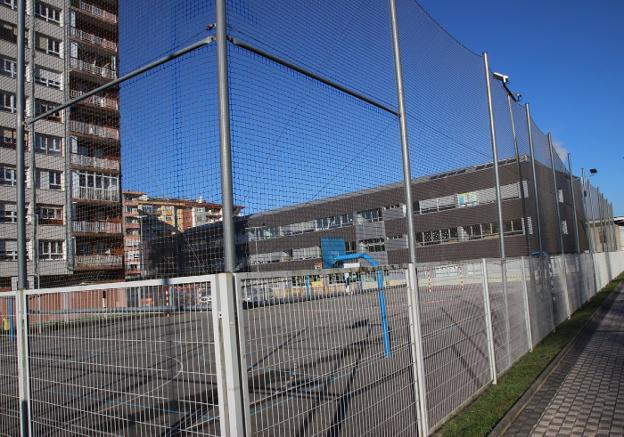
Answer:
[489,286,621,436]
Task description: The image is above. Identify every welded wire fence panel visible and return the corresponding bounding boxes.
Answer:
[239,268,418,436]
[25,279,219,435]
[0,293,20,436]
[416,261,490,429]
[526,256,554,347]
[563,254,583,313]
[502,258,530,365]
[550,256,569,325]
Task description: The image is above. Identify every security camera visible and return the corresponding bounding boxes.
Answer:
[492,72,509,83]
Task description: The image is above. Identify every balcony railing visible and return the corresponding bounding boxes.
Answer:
[73,0,118,24]
[70,57,116,80]
[70,89,118,110]
[69,120,119,140]
[75,254,123,267]
[72,186,120,202]
[72,221,122,234]
[69,27,117,51]
[71,154,119,171]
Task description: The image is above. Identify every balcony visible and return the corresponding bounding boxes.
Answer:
[72,221,122,234]
[69,27,117,52]
[70,57,116,80]
[75,254,123,268]
[72,186,120,202]
[72,0,118,25]
[69,120,119,140]
[71,154,119,171]
[70,89,118,111]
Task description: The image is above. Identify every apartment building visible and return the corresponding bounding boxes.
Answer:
[141,157,590,277]
[122,190,240,279]
[0,0,121,288]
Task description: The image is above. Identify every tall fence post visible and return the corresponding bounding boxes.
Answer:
[213,273,249,436]
[15,0,32,434]
[483,53,511,367]
[388,1,428,433]
[520,257,533,352]
[216,0,237,273]
[481,259,497,384]
[567,154,581,254]
[525,104,544,256]
[547,134,571,319]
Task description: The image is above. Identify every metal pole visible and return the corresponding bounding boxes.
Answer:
[15,2,30,434]
[520,257,533,352]
[481,259,497,384]
[525,104,543,256]
[548,134,565,255]
[567,154,581,254]
[547,134,572,319]
[597,189,605,252]
[507,95,531,253]
[587,176,597,253]
[216,0,236,273]
[28,0,38,287]
[483,53,506,260]
[580,170,594,254]
[388,1,428,433]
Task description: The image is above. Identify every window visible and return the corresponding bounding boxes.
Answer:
[34,66,62,89]
[0,203,16,223]
[38,205,63,225]
[39,240,63,260]
[357,208,382,224]
[0,20,18,43]
[35,2,61,24]
[35,33,61,57]
[1,0,16,10]
[1,127,16,149]
[1,91,16,113]
[558,189,564,203]
[35,99,61,122]
[561,220,569,235]
[0,239,18,261]
[0,57,16,78]
[35,134,62,155]
[359,238,385,253]
[48,171,62,190]
[0,165,16,186]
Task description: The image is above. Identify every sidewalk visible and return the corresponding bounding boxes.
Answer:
[501,287,624,436]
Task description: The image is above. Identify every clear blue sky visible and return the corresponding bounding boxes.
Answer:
[417,0,624,215]
[119,0,623,216]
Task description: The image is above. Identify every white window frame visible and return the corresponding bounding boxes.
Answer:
[34,66,62,89]
[48,170,62,190]
[1,91,16,113]
[35,1,61,24]
[39,240,64,260]
[0,165,16,186]
[0,57,16,78]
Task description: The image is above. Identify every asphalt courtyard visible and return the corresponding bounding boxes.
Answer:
[0,273,528,436]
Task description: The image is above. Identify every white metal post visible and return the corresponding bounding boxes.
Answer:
[481,259,497,384]
[406,264,429,435]
[15,289,32,436]
[520,257,533,352]
[213,273,248,436]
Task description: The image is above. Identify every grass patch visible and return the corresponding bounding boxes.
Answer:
[438,272,624,437]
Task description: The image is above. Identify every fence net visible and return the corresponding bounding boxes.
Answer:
[0,0,622,435]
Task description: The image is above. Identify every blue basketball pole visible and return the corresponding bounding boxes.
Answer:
[331,252,392,358]
[9,297,15,341]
